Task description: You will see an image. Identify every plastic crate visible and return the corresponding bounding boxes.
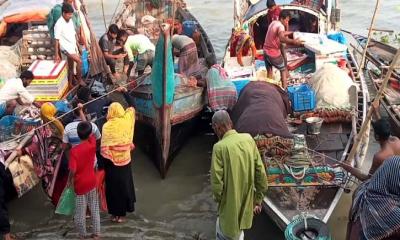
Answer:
[287,84,316,112]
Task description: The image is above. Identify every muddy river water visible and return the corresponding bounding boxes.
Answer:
[8,0,400,239]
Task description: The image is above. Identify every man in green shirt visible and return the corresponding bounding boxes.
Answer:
[211,110,268,239]
[47,0,81,39]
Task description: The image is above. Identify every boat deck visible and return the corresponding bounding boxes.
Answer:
[264,120,351,227]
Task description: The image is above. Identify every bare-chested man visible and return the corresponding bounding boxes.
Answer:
[340,102,400,181]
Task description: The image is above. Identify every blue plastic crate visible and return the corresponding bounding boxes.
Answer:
[287,84,316,112]
[182,20,198,37]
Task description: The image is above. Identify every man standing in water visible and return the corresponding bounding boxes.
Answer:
[210,110,267,240]
[263,11,303,89]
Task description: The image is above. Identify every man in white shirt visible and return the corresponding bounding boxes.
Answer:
[0,70,38,118]
[54,3,83,87]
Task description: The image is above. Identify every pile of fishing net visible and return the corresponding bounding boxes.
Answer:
[0,42,21,82]
[257,134,346,186]
[308,63,357,109]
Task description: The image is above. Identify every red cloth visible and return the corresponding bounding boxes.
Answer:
[69,135,97,195]
[96,170,107,212]
[266,6,281,26]
[263,20,285,58]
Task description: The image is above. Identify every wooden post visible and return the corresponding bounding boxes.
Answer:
[357,0,381,78]
[346,47,400,164]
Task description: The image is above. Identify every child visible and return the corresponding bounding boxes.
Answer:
[69,121,100,239]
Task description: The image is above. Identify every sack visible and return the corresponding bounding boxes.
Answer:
[8,155,40,197]
[55,186,76,215]
[96,170,107,212]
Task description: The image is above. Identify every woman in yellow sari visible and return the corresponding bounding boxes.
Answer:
[101,101,136,223]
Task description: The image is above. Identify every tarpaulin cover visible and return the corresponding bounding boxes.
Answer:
[0,0,60,21]
[0,0,61,37]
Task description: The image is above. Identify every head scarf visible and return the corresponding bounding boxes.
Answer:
[101,103,135,166]
[40,102,64,139]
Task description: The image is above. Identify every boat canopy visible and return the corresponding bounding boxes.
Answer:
[0,0,60,37]
[242,0,335,21]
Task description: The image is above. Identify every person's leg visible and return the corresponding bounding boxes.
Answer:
[280,69,288,89]
[263,52,274,79]
[105,57,117,75]
[87,188,100,238]
[0,178,11,240]
[136,53,146,77]
[74,194,88,238]
[67,56,75,87]
[270,55,287,89]
[67,53,83,85]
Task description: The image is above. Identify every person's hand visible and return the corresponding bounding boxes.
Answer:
[372,99,380,112]
[54,54,61,63]
[77,103,84,110]
[116,86,127,93]
[16,148,23,157]
[253,204,262,215]
[118,53,127,59]
[188,76,197,87]
[294,38,304,46]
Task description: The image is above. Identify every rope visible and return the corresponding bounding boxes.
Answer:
[4,77,146,145]
[100,0,107,31]
[305,146,372,178]
[109,0,122,26]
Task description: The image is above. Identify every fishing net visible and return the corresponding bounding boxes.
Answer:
[308,63,357,109]
[0,40,21,81]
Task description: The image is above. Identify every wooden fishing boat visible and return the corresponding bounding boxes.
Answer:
[111,0,215,178]
[347,32,400,137]
[223,0,369,231]
[0,0,107,200]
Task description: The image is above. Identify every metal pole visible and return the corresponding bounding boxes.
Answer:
[356,0,381,78]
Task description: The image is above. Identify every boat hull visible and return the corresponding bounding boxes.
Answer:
[131,84,205,178]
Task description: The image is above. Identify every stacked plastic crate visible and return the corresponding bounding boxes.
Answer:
[27,60,68,101]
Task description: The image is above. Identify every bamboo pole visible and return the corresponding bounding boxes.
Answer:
[356,0,381,78]
[346,48,400,164]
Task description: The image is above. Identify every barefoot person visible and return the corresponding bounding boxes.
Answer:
[54,3,83,87]
[69,121,101,239]
[101,99,136,223]
[117,30,155,77]
[99,24,127,79]
[263,11,303,89]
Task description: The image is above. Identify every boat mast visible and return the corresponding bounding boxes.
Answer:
[356,0,381,78]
